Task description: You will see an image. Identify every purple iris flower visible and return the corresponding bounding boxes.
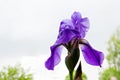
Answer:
[45,12,104,70]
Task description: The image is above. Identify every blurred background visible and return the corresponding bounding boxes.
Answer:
[0,0,120,80]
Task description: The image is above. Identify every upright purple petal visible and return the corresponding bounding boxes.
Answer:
[45,44,62,70]
[71,12,89,38]
[80,40,104,66]
[80,18,89,32]
[71,11,82,23]
[59,19,75,32]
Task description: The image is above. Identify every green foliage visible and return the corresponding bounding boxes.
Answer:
[99,67,120,80]
[100,27,120,80]
[0,64,33,80]
[107,27,120,70]
[65,71,87,80]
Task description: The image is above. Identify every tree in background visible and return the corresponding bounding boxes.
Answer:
[0,64,33,80]
[107,27,120,70]
[99,67,120,80]
[99,27,120,80]
[65,70,87,80]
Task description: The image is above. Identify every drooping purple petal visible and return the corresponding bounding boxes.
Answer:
[57,29,80,44]
[80,39,104,66]
[71,12,89,38]
[45,44,62,70]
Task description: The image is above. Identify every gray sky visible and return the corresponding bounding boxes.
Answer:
[0,0,120,80]
[0,0,120,57]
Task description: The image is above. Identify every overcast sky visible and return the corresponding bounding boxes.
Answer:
[0,0,120,80]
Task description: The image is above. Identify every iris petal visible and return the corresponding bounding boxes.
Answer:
[59,19,75,32]
[80,18,89,32]
[71,11,82,23]
[71,12,89,38]
[80,40,104,66]
[45,44,62,70]
[57,29,80,44]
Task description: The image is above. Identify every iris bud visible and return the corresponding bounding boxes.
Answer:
[65,47,80,73]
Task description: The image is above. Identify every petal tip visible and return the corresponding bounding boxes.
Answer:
[45,60,54,70]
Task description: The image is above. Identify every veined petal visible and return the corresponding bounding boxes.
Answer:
[80,39,104,66]
[71,11,82,23]
[76,18,89,38]
[45,44,62,70]
[80,17,89,32]
[71,12,89,38]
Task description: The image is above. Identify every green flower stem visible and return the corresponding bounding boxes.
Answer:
[69,71,73,80]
